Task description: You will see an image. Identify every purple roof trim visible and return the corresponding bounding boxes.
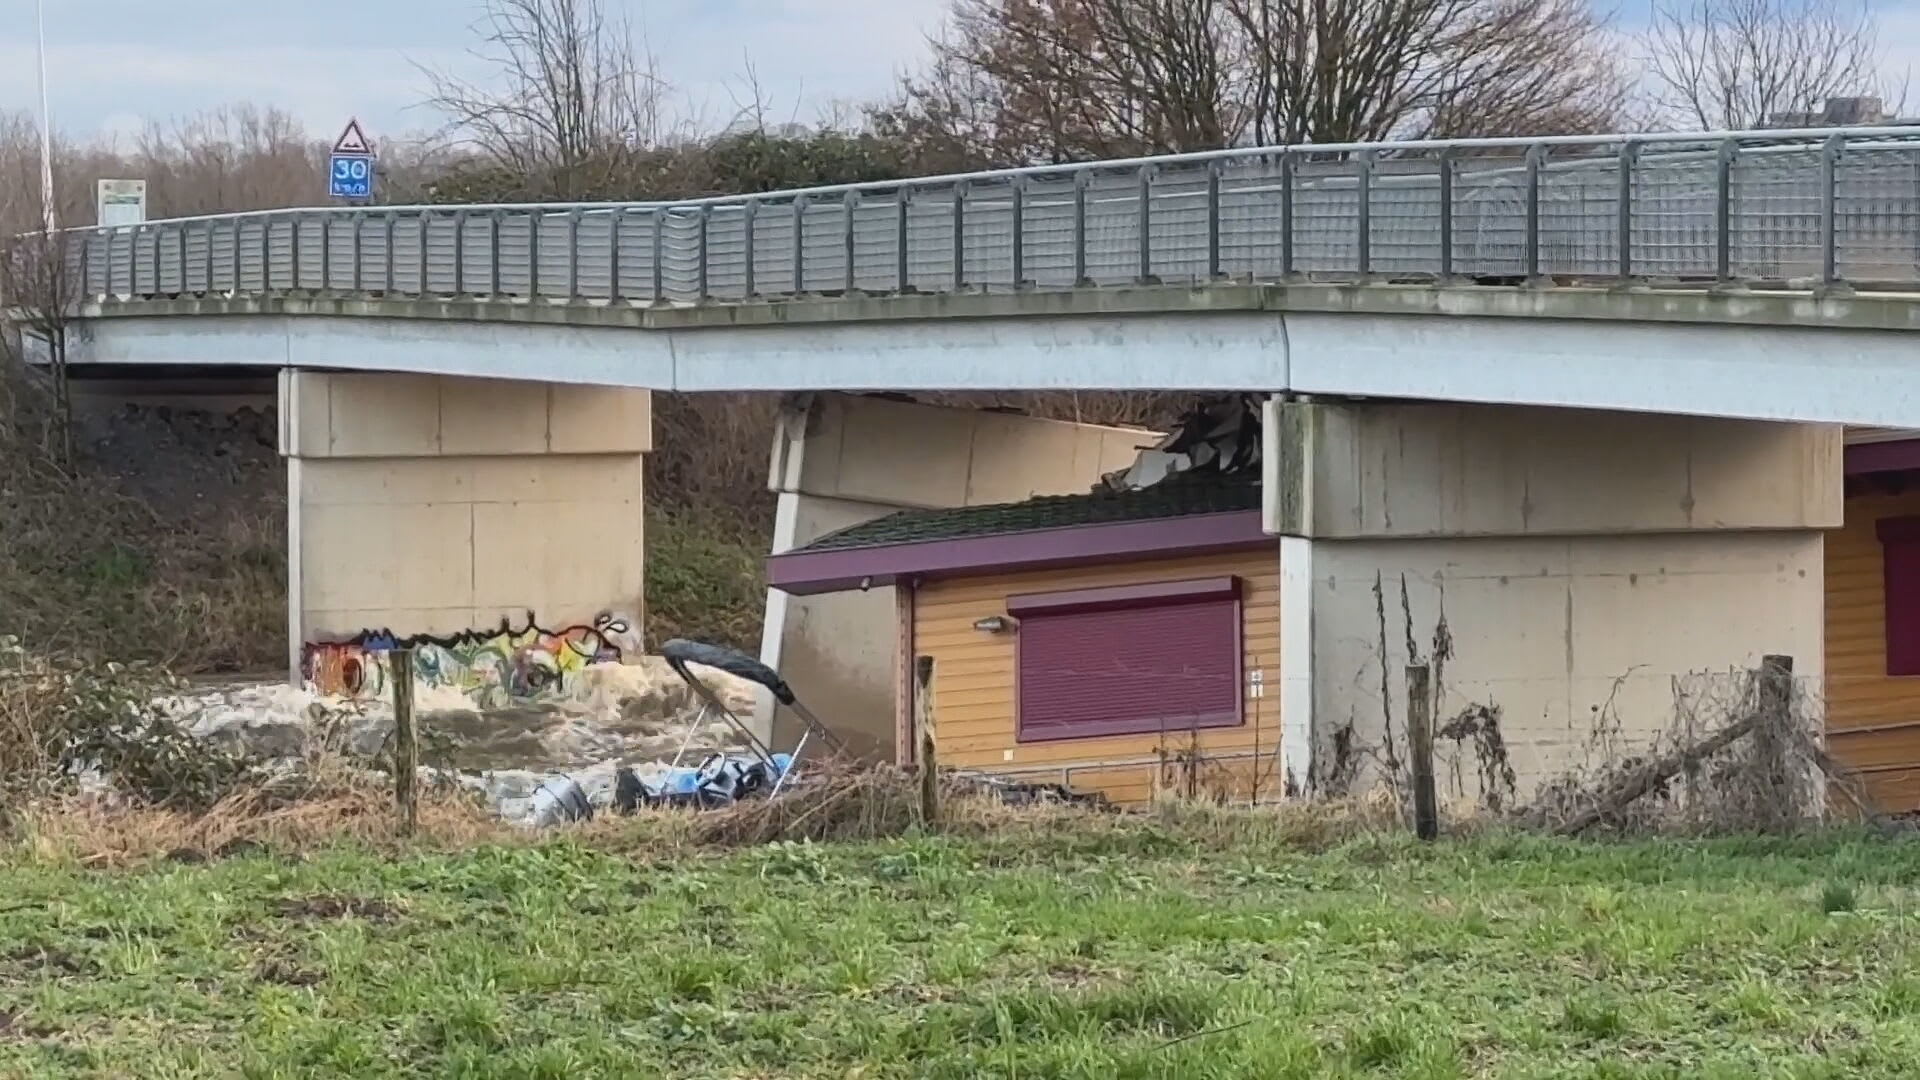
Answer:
[1847,438,1920,476]
[767,510,1271,595]
[1007,576,1242,616]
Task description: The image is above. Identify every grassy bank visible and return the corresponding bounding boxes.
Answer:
[0,369,772,670]
[0,374,286,673]
[4,818,1920,1077]
[642,504,767,652]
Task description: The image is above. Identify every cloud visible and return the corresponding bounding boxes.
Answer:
[1876,4,1920,111]
[0,0,949,142]
[0,40,472,140]
[635,0,946,129]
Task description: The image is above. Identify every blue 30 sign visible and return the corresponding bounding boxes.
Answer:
[329,155,373,200]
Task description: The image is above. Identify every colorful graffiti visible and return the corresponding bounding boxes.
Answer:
[301,612,640,705]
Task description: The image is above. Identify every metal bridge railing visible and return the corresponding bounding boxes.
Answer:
[62,127,1920,310]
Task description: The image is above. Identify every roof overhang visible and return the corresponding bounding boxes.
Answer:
[766,510,1271,596]
[1847,435,1920,475]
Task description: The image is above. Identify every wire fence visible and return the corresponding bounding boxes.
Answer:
[62,128,1920,309]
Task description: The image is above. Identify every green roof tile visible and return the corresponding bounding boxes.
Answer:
[794,471,1263,554]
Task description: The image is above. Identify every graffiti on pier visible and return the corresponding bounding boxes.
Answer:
[302,611,639,705]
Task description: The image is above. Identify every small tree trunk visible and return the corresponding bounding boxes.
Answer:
[391,647,419,835]
[915,655,939,826]
[50,328,71,473]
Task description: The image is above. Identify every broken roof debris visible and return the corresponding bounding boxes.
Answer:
[1099,395,1264,494]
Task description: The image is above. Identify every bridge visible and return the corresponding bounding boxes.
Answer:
[32,127,1920,808]
[47,126,1920,426]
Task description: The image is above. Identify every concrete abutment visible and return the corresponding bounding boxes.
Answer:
[280,370,651,697]
[1267,399,1839,806]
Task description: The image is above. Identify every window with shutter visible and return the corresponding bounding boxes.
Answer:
[1009,577,1243,742]
[1879,517,1920,676]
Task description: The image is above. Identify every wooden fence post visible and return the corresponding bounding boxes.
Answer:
[915,655,939,825]
[1406,663,1437,841]
[391,647,418,835]
[1756,653,1796,818]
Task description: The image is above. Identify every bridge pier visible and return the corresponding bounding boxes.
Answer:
[279,370,650,696]
[1268,400,1841,801]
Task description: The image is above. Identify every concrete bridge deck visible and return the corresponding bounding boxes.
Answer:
[63,284,1920,428]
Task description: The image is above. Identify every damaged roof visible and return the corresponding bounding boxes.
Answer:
[767,395,1271,596]
[796,470,1263,555]
[769,472,1268,596]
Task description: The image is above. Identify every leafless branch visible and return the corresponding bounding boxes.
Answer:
[876,0,1629,166]
[132,106,325,215]
[0,214,79,472]
[1642,0,1900,130]
[417,0,669,199]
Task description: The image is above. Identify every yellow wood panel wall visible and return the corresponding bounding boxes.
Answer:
[911,550,1283,807]
[1827,490,1920,810]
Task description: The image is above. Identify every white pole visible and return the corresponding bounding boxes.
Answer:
[35,0,57,233]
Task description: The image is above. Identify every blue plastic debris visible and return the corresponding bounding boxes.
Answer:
[612,752,795,813]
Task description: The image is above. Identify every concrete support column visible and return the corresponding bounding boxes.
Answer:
[280,370,651,691]
[758,393,1149,759]
[1266,400,1842,804]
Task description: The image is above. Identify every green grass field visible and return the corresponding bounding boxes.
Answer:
[5,820,1920,1078]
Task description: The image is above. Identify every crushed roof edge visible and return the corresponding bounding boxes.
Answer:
[793,474,1264,555]
[766,507,1271,596]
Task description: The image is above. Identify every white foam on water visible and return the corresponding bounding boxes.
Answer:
[155,658,764,823]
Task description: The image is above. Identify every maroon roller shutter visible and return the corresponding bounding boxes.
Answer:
[1010,577,1243,742]
[1879,517,1920,676]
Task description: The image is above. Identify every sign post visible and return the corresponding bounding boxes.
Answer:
[328,119,375,202]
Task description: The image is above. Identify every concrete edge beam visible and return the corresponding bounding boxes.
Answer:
[70,282,1920,335]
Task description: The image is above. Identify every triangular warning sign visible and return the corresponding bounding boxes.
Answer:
[332,119,373,156]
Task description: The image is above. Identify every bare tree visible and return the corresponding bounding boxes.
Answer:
[871,22,1033,172]
[1003,0,1239,155]
[0,215,80,473]
[132,106,326,216]
[0,110,88,471]
[420,0,667,199]
[1644,0,1899,130]
[1228,0,1626,144]
[877,0,1239,165]
[877,0,1628,167]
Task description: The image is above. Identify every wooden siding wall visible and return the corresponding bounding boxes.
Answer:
[1828,490,1920,811]
[911,550,1282,807]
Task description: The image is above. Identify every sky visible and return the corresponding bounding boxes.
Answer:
[3,0,1919,146]
[0,0,951,145]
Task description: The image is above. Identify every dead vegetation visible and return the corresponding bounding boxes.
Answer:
[2,637,1871,873]
[5,717,1893,874]
[682,762,936,847]
[3,755,1415,870]
[0,642,263,817]
[10,780,499,870]
[1523,661,1861,836]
